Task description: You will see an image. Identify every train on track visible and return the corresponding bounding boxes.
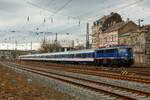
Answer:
[18,46,134,67]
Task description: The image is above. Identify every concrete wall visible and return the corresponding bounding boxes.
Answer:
[145,31,150,65]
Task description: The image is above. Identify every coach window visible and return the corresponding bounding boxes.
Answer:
[78,54,81,58]
[84,53,87,58]
[67,54,70,58]
[86,53,89,57]
[58,55,61,58]
[81,54,83,58]
[76,54,79,58]
[69,54,71,58]
[70,54,73,58]
[68,54,70,58]
[56,55,59,58]
[64,54,66,58]
[83,53,87,58]
[89,53,91,57]
[48,55,50,58]
[91,53,94,58]
[77,54,80,58]
[71,54,73,58]
[69,54,72,58]
[76,54,78,57]
[78,54,80,58]
[66,54,69,58]
[87,53,90,57]
[62,54,64,58]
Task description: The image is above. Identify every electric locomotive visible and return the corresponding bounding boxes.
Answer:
[95,46,133,66]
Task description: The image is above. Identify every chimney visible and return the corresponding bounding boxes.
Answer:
[126,18,130,22]
[110,12,114,15]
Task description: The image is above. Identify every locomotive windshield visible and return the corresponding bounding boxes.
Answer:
[118,48,133,58]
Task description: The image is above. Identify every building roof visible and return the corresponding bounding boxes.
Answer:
[103,21,137,33]
[104,21,125,33]
[96,12,122,26]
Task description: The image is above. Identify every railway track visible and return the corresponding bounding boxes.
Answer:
[17,61,150,84]
[20,61,150,76]
[2,62,150,100]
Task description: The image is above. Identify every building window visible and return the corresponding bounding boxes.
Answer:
[94,22,96,26]
[97,21,99,26]
[111,36,113,42]
[112,36,114,42]
[113,21,116,25]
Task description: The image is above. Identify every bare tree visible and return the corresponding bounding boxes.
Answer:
[39,39,61,53]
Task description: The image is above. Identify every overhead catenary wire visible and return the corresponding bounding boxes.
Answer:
[83,0,145,22]
[22,0,150,36]
[24,0,77,19]
[53,0,73,15]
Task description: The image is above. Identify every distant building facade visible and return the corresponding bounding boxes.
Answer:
[47,40,74,52]
[58,40,74,51]
[91,12,137,48]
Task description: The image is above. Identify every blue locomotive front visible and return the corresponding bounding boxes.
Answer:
[94,46,134,66]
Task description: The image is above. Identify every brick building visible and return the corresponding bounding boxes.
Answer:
[91,12,137,48]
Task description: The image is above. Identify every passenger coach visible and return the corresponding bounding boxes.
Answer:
[18,46,134,67]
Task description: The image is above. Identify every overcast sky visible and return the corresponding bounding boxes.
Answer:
[0,0,150,50]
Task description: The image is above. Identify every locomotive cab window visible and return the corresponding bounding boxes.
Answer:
[119,49,127,53]
[96,50,104,54]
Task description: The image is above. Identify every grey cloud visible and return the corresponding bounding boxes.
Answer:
[0,0,24,12]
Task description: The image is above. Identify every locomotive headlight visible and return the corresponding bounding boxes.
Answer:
[125,53,128,56]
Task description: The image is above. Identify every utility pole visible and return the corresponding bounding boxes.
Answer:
[54,33,58,52]
[15,40,17,50]
[86,23,90,49]
[30,42,32,51]
[55,33,58,44]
